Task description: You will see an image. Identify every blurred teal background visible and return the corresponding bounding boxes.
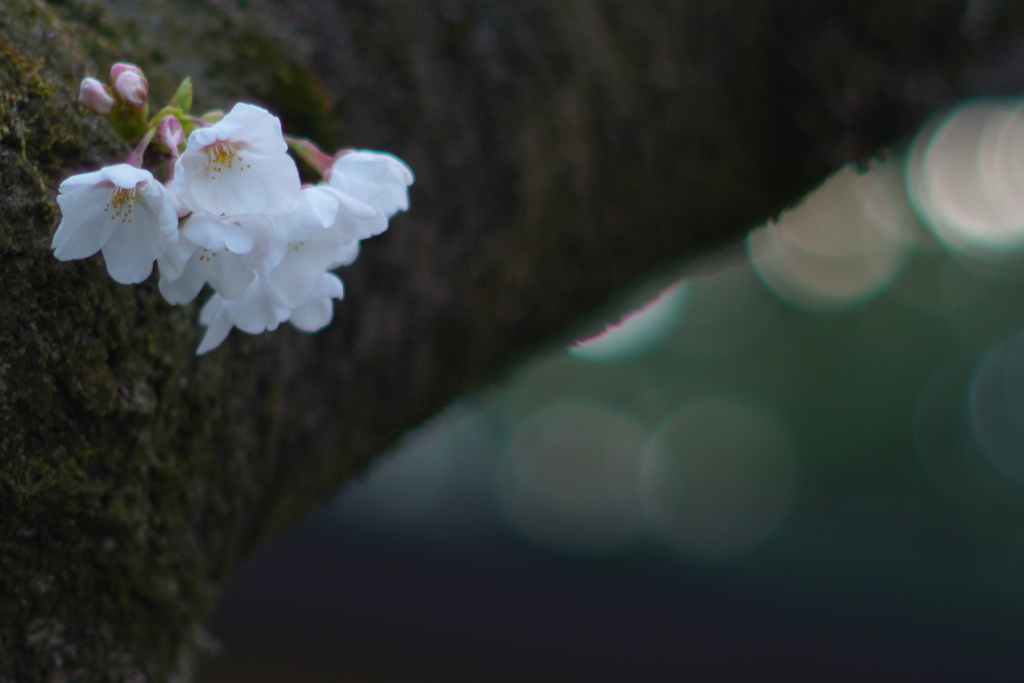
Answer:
[197,100,1024,681]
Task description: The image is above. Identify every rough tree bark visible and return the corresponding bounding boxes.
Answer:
[1,0,1021,679]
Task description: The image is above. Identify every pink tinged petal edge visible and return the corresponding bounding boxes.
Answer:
[79,78,114,113]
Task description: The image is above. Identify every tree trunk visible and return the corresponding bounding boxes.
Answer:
[1,0,1019,679]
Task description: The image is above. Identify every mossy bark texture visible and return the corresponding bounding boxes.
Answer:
[1,0,1021,679]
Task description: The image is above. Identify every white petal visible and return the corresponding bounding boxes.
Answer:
[58,167,111,190]
[263,243,331,309]
[159,251,208,305]
[288,295,335,332]
[186,149,300,216]
[330,191,388,240]
[101,221,160,284]
[207,251,255,301]
[249,213,289,274]
[190,103,288,155]
[196,295,233,354]
[139,180,183,238]
[302,186,343,227]
[328,240,360,269]
[199,293,224,325]
[157,237,198,282]
[278,186,337,242]
[228,280,279,334]
[55,165,178,271]
[312,271,345,299]
[52,184,114,260]
[220,221,254,254]
[103,163,152,189]
[288,272,344,332]
[181,214,254,254]
[329,151,414,218]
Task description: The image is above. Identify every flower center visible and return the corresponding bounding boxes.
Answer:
[204,142,251,175]
[105,186,137,223]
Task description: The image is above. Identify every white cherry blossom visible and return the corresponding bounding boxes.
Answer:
[56,70,414,355]
[161,189,323,297]
[196,269,346,354]
[157,232,255,305]
[262,227,358,309]
[174,102,301,217]
[52,164,178,284]
[328,151,414,219]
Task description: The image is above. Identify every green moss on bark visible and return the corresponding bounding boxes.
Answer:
[0,1,300,679]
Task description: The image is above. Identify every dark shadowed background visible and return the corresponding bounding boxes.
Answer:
[197,52,1024,678]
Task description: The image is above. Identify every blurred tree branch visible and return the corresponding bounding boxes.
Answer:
[1,0,1021,679]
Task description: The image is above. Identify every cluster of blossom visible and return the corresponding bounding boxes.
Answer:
[54,63,413,354]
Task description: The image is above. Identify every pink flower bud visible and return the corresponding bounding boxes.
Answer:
[78,77,114,114]
[114,69,149,109]
[109,62,143,81]
[157,115,184,157]
[284,136,335,178]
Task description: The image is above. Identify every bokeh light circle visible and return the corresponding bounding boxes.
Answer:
[497,401,649,554]
[639,397,798,560]
[912,353,1012,505]
[970,331,1024,485]
[748,161,911,311]
[906,99,1024,262]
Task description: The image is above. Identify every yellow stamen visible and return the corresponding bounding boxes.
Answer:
[204,142,248,173]
[104,187,137,223]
